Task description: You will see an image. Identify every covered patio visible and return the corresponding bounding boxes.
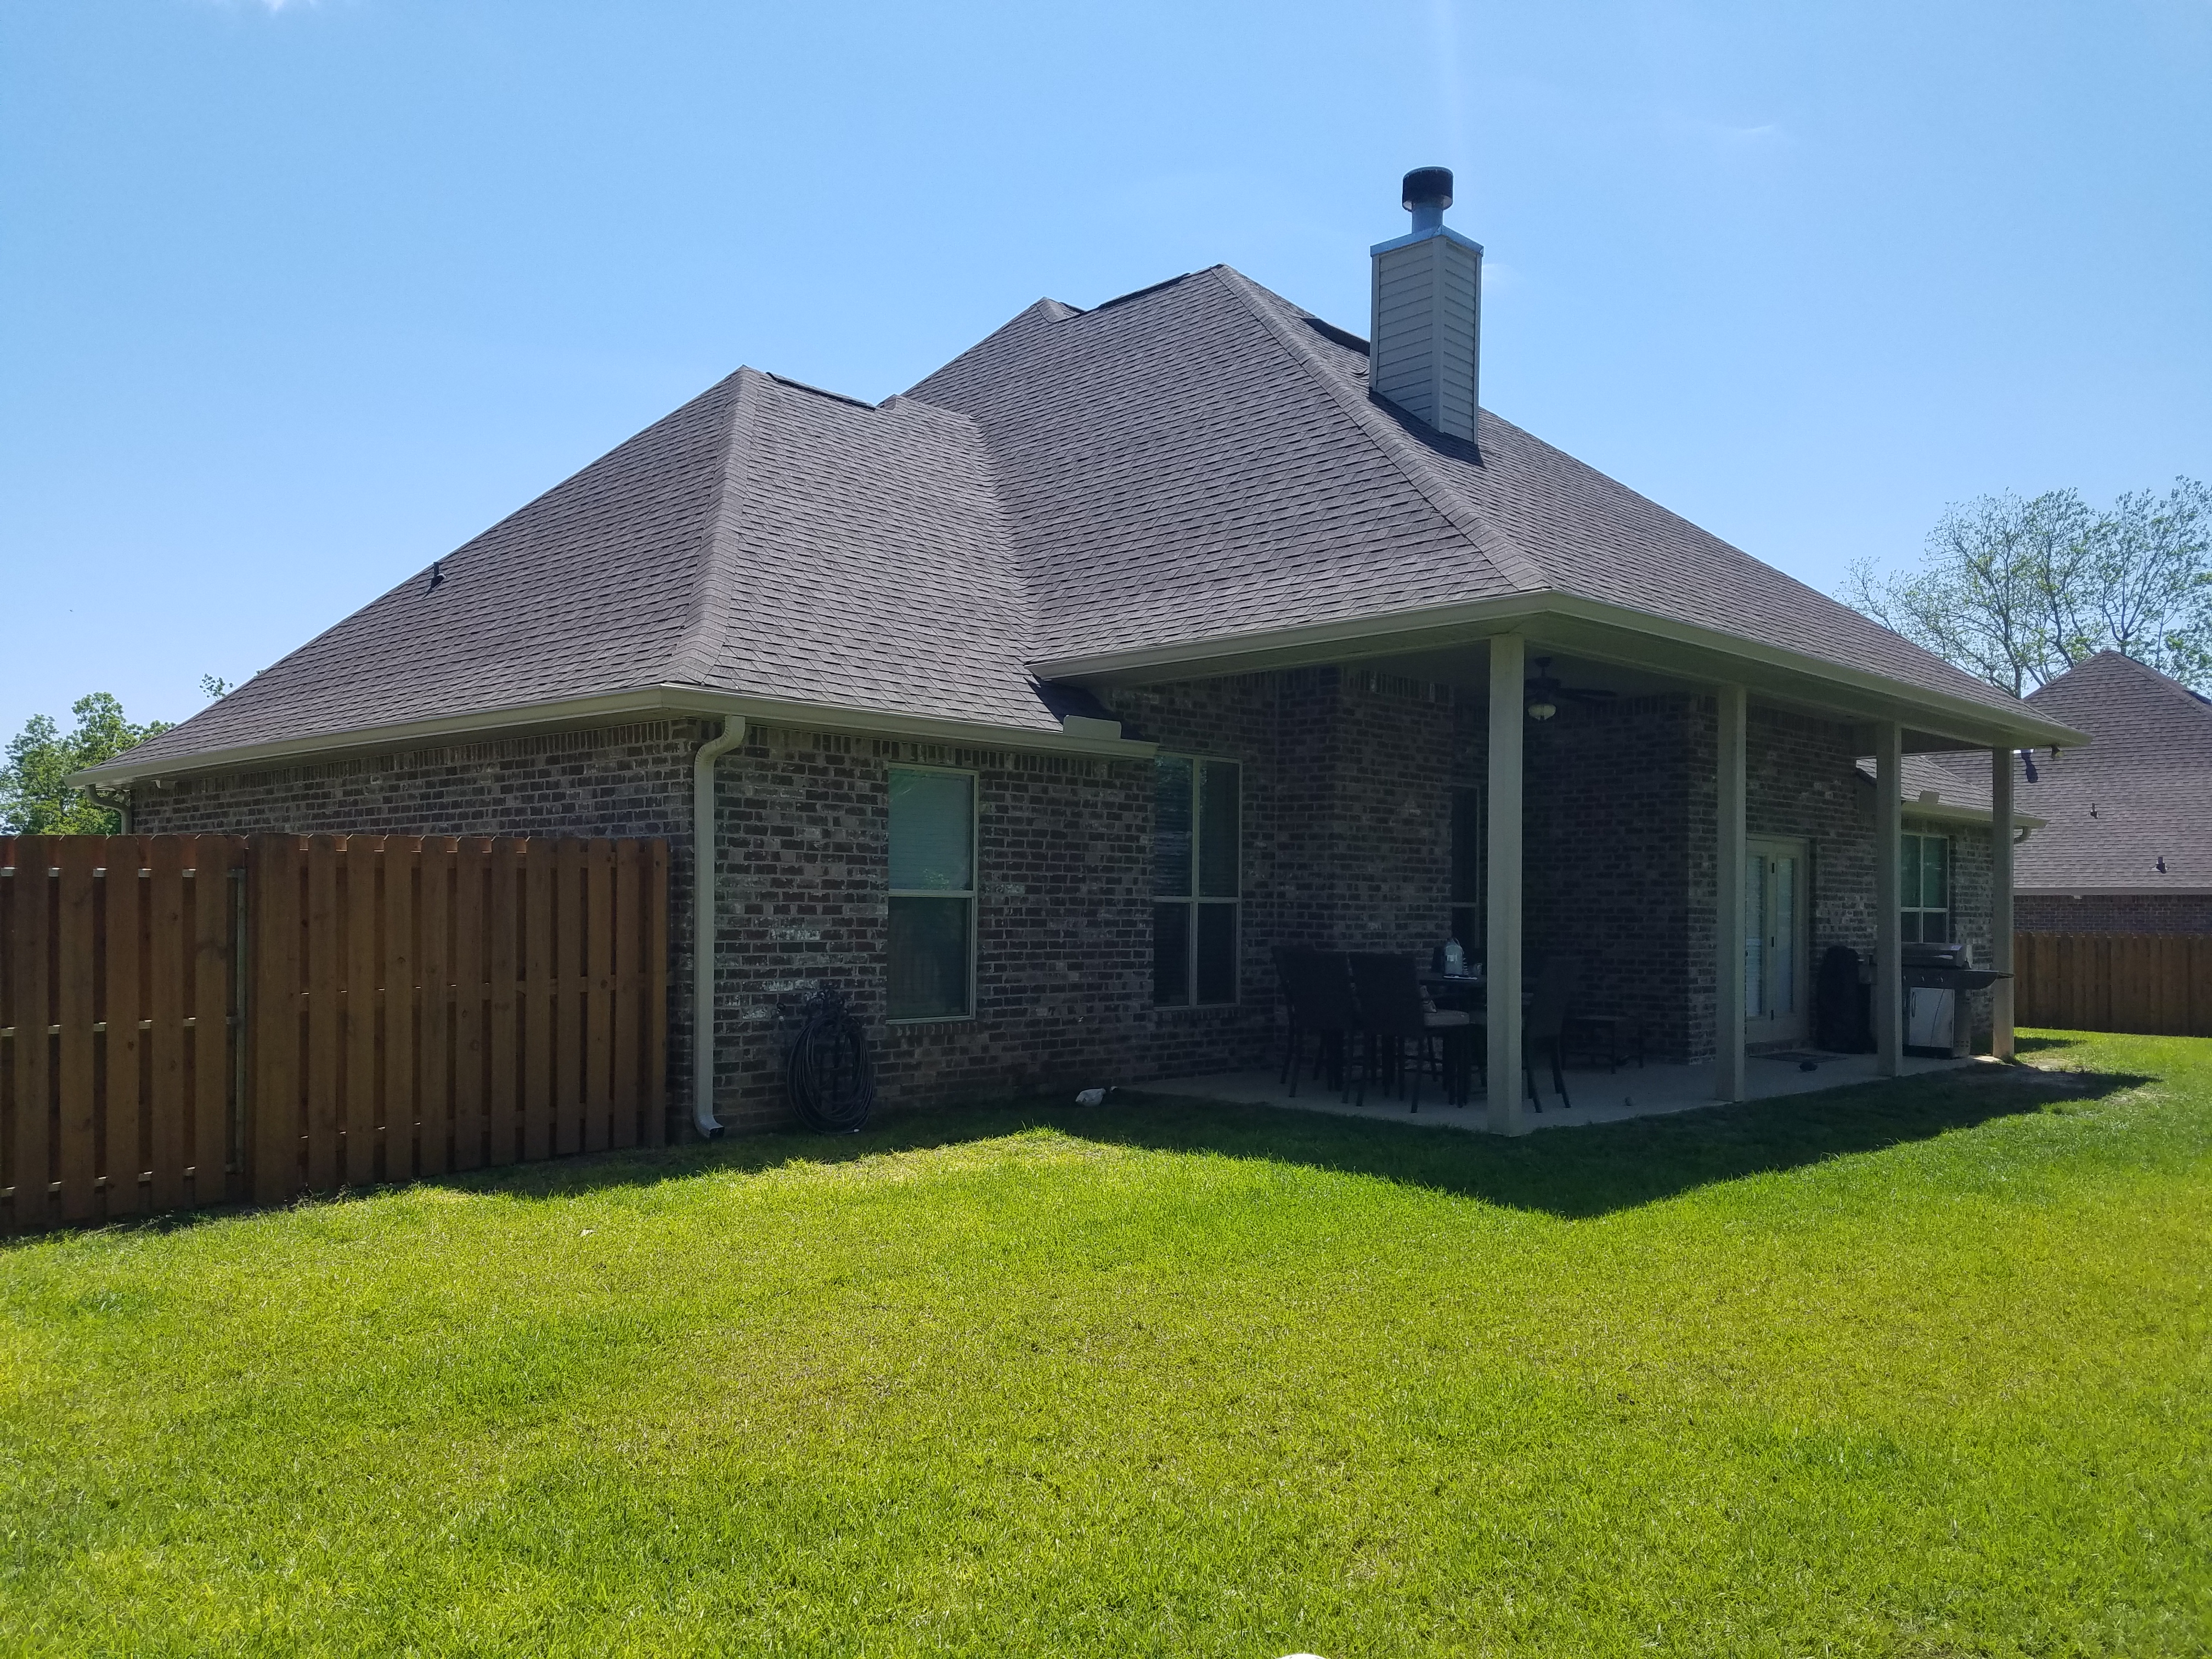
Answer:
[1081,620,2074,1135]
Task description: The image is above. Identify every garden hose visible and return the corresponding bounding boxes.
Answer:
[786,986,876,1133]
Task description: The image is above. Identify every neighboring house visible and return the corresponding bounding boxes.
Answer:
[1920,651,2212,933]
[79,170,2079,1135]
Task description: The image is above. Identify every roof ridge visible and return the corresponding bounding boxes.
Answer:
[663,368,764,687]
[1207,267,1549,595]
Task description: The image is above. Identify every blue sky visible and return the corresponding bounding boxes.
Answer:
[3,0,2207,741]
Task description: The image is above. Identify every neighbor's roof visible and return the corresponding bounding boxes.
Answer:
[99,264,2058,779]
[1922,652,2212,893]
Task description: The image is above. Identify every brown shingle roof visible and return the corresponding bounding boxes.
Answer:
[106,263,2050,776]
[1918,652,2212,892]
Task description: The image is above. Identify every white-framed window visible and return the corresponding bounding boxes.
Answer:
[888,766,975,1021]
[1901,831,1950,944]
[1154,755,1241,1006]
[1449,784,1481,956]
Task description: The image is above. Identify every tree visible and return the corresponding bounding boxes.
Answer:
[0,694,172,834]
[1845,477,2212,695]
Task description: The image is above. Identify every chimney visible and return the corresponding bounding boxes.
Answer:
[1369,166,1483,448]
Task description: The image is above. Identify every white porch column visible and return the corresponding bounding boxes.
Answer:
[1874,721,1904,1075]
[1715,685,1748,1100]
[1990,745,2017,1058]
[1486,634,1526,1134]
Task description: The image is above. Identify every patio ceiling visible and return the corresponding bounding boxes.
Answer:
[1039,595,2087,755]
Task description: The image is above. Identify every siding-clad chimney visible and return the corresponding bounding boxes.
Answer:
[1369,167,1483,448]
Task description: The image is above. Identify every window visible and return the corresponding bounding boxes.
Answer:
[1449,785,1481,957]
[1154,756,1240,1005]
[1900,831,1950,943]
[889,768,974,1020]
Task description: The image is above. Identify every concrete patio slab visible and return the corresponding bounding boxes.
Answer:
[1144,1050,1988,1133]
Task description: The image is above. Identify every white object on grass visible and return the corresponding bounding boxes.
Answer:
[1074,1087,1114,1106]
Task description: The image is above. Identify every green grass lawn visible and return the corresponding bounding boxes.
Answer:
[3,1032,2208,1657]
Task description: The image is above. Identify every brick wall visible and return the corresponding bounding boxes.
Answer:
[119,673,2002,1129]
[2017,893,2212,933]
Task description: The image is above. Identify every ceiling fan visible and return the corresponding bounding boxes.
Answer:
[1524,657,1616,721]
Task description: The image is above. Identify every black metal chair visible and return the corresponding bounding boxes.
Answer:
[1522,953,1581,1111]
[1274,947,1361,1098]
[1346,952,1472,1111]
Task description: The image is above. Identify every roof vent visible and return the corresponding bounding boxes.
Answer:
[1370,166,1483,448]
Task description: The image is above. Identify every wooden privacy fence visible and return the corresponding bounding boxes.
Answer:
[1,835,244,1228]
[2,834,668,1233]
[2015,931,2212,1037]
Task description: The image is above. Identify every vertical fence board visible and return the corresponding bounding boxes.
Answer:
[611,840,641,1150]
[486,839,521,1167]
[554,840,586,1158]
[146,838,188,1211]
[302,838,343,1192]
[104,844,146,1217]
[416,840,455,1179]
[8,839,54,1231]
[451,840,488,1172]
[251,837,304,1203]
[343,837,383,1187]
[522,845,554,1163]
[381,838,420,1184]
[55,839,100,1223]
[193,838,237,1206]
[583,840,614,1154]
[646,839,669,1147]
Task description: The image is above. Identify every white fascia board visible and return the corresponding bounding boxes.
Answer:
[1902,802,2048,831]
[1029,591,2089,751]
[71,684,1156,787]
[2018,885,2212,897]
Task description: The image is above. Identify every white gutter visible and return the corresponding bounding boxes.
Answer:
[691,715,748,1139]
[71,683,1156,788]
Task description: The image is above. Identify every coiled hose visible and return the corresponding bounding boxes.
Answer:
[786,986,876,1133]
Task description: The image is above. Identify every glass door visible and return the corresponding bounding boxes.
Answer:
[1745,836,1809,1046]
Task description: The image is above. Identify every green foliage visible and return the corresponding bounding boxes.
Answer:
[0,693,171,834]
[1846,477,2212,693]
[2,1034,2208,1655]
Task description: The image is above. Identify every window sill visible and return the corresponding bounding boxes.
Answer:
[887,1013,977,1027]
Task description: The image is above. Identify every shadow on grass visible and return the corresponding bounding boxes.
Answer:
[7,1048,2148,1247]
[430,1058,2147,1222]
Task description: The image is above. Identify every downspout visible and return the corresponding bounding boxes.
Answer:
[691,715,747,1138]
[84,785,134,833]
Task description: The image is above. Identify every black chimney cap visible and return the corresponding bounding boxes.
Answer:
[1402,167,1454,211]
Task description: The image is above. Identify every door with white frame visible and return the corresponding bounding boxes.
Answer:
[1745,836,1810,1047]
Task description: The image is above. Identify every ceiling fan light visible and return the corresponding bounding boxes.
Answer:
[1526,698,1558,721]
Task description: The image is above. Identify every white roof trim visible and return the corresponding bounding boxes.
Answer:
[72,684,1158,787]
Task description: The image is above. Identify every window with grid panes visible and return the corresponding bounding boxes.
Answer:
[1153,756,1240,1005]
[888,768,975,1020]
[1900,831,1950,943]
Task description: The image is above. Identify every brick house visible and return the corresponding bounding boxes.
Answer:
[81,170,2080,1135]
[1916,651,2212,933]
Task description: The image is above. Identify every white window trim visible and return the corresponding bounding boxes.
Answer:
[887,764,979,1024]
[1901,828,1951,943]
[1155,753,1242,1008]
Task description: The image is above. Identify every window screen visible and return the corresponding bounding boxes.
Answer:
[889,769,974,1019]
[1900,831,1950,944]
[1154,757,1240,1005]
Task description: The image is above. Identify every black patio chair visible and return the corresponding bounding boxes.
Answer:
[1522,953,1581,1111]
[1346,951,1472,1112]
[1274,947,1361,1098]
